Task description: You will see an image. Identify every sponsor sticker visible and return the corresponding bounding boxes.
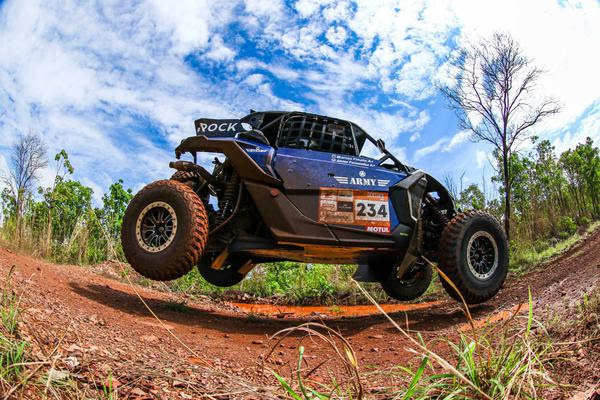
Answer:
[245,147,269,153]
[330,154,375,168]
[194,118,252,135]
[333,175,390,187]
[318,188,390,233]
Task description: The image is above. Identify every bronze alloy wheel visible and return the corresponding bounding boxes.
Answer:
[438,210,508,304]
[122,180,209,281]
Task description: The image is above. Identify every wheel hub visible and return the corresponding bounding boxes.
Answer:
[398,261,425,284]
[135,201,178,253]
[466,231,498,280]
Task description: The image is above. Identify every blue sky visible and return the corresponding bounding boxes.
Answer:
[0,0,599,204]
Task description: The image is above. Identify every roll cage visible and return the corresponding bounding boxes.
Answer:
[240,111,413,174]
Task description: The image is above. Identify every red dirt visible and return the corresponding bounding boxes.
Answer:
[231,300,443,318]
[1,227,599,398]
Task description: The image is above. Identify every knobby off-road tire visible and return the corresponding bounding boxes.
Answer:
[170,171,203,190]
[121,180,209,281]
[381,261,433,301]
[197,254,251,287]
[438,210,508,304]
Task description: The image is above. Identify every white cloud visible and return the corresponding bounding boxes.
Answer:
[0,154,8,183]
[445,130,470,152]
[146,0,237,55]
[0,0,257,203]
[413,129,471,161]
[1,0,598,203]
[475,150,487,168]
[325,26,347,46]
[244,73,265,87]
[294,0,325,18]
[448,0,600,131]
[553,101,600,154]
[414,138,447,161]
[205,36,236,62]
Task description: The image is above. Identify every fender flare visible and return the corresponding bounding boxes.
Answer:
[175,136,280,186]
[424,173,456,218]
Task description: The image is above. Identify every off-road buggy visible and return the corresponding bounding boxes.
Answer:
[121,111,508,304]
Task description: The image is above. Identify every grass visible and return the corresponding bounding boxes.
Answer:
[0,332,28,380]
[162,300,194,314]
[267,323,363,399]
[1,267,21,335]
[270,278,579,399]
[392,308,556,398]
[511,220,600,275]
[170,262,390,306]
[274,296,559,399]
[0,270,123,399]
[0,269,29,392]
[269,242,600,399]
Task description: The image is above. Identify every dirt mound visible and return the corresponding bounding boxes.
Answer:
[1,228,599,398]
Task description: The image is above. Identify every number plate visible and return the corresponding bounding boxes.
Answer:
[355,198,389,222]
[318,188,391,233]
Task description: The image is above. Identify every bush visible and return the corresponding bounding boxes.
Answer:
[577,215,591,227]
[558,216,577,238]
[532,239,550,253]
[169,262,389,305]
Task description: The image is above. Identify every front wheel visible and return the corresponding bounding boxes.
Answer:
[381,260,433,301]
[197,254,252,287]
[438,210,508,304]
[121,180,209,281]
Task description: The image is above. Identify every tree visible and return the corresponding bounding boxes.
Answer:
[560,137,600,218]
[440,32,560,239]
[1,133,48,239]
[97,179,133,240]
[493,151,534,239]
[530,139,567,232]
[459,183,485,210]
[34,150,75,254]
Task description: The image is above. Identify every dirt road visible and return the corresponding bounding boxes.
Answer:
[1,228,599,398]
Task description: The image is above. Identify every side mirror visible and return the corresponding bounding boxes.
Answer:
[376,139,386,152]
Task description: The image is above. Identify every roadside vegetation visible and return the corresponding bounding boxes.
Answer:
[269,283,600,399]
[0,268,106,398]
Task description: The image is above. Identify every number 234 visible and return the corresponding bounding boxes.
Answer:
[356,201,388,219]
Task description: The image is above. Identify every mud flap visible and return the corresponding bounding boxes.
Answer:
[352,264,381,282]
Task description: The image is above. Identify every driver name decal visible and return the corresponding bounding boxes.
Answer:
[318,188,391,233]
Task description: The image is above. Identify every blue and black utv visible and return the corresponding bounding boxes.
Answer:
[121,111,508,304]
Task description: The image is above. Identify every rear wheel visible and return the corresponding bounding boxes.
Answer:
[197,254,251,287]
[121,180,208,281]
[170,171,204,191]
[438,210,508,304]
[381,260,433,301]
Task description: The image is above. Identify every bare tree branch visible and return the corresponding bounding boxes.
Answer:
[1,133,48,235]
[438,32,560,238]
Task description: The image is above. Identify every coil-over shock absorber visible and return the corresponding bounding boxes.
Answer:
[213,171,240,231]
[425,194,450,225]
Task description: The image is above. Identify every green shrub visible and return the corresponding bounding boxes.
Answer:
[577,215,591,227]
[169,262,389,305]
[532,239,550,253]
[558,216,577,238]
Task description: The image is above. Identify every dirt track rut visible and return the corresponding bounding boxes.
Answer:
[0,228,599,395]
